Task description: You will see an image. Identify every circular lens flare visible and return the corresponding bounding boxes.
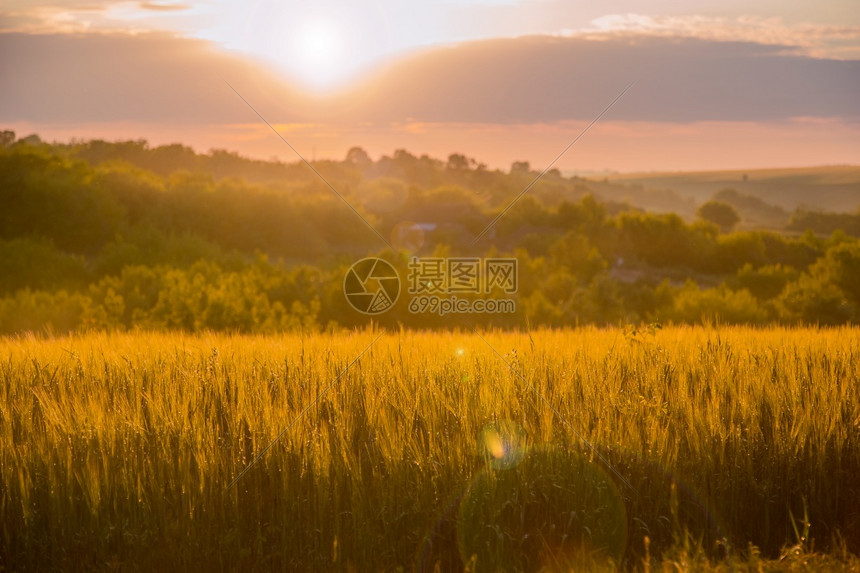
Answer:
[458,446,628,571]
[479,420,528,470]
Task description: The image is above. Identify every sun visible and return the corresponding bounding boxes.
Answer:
[230,1,395,92]
[296,20,339,61]
[289,19,343,89]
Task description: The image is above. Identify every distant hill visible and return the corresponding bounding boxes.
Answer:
[604,166,860,213]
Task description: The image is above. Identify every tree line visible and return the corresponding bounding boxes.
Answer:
[0,132,858,332]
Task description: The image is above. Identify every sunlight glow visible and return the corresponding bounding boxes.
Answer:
[290,19,342,87]
[224,1,392,92]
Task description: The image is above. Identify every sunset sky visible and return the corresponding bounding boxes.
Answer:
[1,0,859,172]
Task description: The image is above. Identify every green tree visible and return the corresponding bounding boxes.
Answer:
[511,161,531,174]
[660,282,768,324]
[808,242,860,304]
[0,238,88,294]
[697,201,740,233]
[549,232,607,284]
[735,263,798,300]
[555,195,606,235]
[0,130,14,147]
[446,153,471,171]
[345,146,371,166]
[777,274,853,325]
[615,212,717,269]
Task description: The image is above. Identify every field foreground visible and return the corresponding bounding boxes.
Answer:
[1,327,858,571]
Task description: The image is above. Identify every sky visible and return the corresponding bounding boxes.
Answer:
[1,0,859,171]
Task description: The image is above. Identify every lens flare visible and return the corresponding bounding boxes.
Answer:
[478,420,528,470]
[458,446,628,571]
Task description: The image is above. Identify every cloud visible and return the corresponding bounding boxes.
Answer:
[572,14,860,60]
[0,32,313,124]
[2,26,856,172]
[0,1,196,34]
[1,31,857,127]
[139,2,189,11]
[0,1,125,34]
[334,34,860,124]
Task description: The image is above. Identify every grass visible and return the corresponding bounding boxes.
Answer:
[1,326,858,571]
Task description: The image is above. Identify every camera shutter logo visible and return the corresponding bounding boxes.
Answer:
[343,257,401,315]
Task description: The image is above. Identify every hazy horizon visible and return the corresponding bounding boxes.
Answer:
[2,0,859,171]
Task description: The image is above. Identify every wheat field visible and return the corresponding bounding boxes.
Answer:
[1,326,858,571]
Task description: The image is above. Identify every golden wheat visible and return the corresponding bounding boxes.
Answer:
[1,326,858,570]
